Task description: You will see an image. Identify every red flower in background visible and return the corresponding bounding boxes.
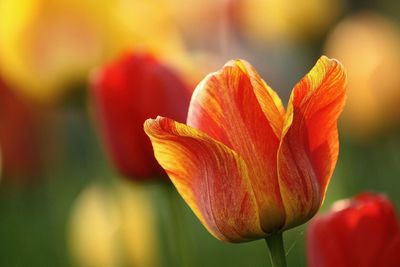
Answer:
[0,77,43,184]
[307,193,400,267]
[91,52,191,180]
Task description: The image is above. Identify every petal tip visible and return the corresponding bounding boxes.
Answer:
[222,58,251,72]
[143,116,167,136]
[318,55,346,73]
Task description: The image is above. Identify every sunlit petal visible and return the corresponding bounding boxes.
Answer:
[278,56,346,228]
[187,59,286,232]
[145,116,264,241]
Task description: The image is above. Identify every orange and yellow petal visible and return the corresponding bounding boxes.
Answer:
[278,56,346,228]
[187,59,286,232]
[144,116,264,242]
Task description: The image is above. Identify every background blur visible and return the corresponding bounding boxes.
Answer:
[0,0,400,266]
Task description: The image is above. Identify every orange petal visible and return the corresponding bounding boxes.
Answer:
[187,59,286,232]
[278,56,347,228]
[144,116,264,242]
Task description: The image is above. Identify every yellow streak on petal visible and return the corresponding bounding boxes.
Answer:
[235,59,286,137]
[278,56,347,229]
[144,117,264,242]
[187,60,286,232]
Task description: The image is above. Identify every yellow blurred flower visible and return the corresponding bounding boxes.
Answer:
[325,13,400,139]
[0,0,186,104]
[68,182,158,267]
[233,0,343,43]
[166,0,229,46]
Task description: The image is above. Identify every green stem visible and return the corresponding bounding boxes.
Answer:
[162,183,193,267]
[265,232,287,267]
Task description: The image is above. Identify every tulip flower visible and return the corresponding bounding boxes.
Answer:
[91,52,191,180]
[144,56,346,265]
[307,193,400,267]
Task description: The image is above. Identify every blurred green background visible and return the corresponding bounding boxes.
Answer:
[0,0,400,266]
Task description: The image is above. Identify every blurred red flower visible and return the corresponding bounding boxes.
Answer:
[307,193,400,267]
[0,77,43,184]
[91,52,191,180]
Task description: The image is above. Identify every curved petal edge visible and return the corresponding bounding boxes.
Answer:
[144,116,265,242]
[278,56,347,228]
